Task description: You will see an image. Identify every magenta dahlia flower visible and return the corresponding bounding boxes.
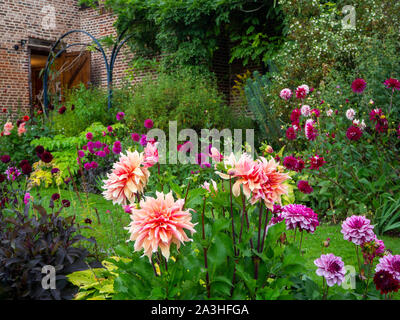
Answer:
[131,133,140,142]
[361,236,385,264]
[374,270,400,295]
[341,215,375,245]
[286,127,296,140]
[86,132,93,140]
[384,78,400,91]
[309,154,326,170]
[283,156,304,173]
[314,254,346,287]
[290,108,301,123]
[346,125,363,141]
[295,86,308,99]
[116,112,125,121]
[144,119,154,129]
[305,119,318,141]
[376,255,400,281]
[297,180,313,194]
[369,108,383,122]
[351,78,367,93]
[281,204,319,233]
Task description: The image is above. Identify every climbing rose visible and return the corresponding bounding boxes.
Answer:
[314,254,346,287]
[375,255,400,281]
[351,78,367,93]
[346,125,363,141]
[341,215,375,246]
[280,88,292,100]
[102,151,150,205]
[297,180,313,194]
[126,191,196,261]
[384,78,400,91]
[282,204,319,233]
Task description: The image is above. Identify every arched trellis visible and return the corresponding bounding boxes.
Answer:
[43,29,133,115]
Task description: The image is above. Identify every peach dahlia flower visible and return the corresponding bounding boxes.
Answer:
[143,142,159,168]
[250,157,290,209]
[102,151,150,205]
[126,191,196,261]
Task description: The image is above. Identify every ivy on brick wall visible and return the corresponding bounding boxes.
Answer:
[79,0,284,70]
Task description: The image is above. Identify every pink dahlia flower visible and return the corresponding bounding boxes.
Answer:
[314,254,346,287]
[17,122,26,136]
[126,191,196,261]
[345,108,356,120]
[290,108,301,123]
[280,88,292,100]
[102,151,150,205]
[295,87,307,99]
[209,147,223,163]
[300,105,311,117]
[281,204,319,233]
[286,126,296,140]
[384,78,400,91]
[143,142,159,168]
[341,215,375,245]
[351,78,367,93]
[305,119,318,141]
[361,235,385,264]
[376,255,400,281]
[265,212,285,234]
[250,157,290,209]
[309,154,326,170]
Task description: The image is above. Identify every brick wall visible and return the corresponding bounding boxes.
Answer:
[0,0,81,119]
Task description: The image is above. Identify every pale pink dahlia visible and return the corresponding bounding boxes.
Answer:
[143,142,159,168]
[281,204,319,233]
[376,255,400,281]
[250,157,290,209]
[280,88,292,100]
[341,215,375,245]
[300,105,311,117]
[314,254,346,286]
[126,191,196,261]
[346,108,356,120]
[102,151,150,205]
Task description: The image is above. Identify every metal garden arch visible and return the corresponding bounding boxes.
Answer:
[43,29,132,114]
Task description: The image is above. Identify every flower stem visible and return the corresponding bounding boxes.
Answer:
[299,230,304,255]
[229,177,237,256]
[201,197,211,299]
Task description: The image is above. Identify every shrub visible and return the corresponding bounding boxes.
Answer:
[0,203,96,300]
[124,69,249,135]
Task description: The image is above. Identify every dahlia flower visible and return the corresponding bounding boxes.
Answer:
[5,167,21,181]
[369,108,383,122]
[209,147,223,163]
[341,215,375,246]
[280,88,292,100]
[283,156,304,172]
[282,204,319,233]
[297,180,313,194]
[311,109,320,117]
[86,132,93,140]
[126,191,196,261]
[131,133,140,142]
[265,212,285,234]
[300,105,311,117]
[326,109,333,117]
[376,255,400,281]
[314,254,346,287]
[202,179,218,194]
[346,125,363,141]
[309,154,326,170]
[375,117,388,133]
[286,126,296,140]
[17,122,26,136]
[116,112,125,121]
[361,236,385,264]
[346,108,356,120]
[216,152,262,200]
[305,119,318,141]
[144,119,154,129]
[351,78,367,93]
[143,142,159,168]
[296,87,308,99]
[298,84,310,94]
[374,270,400,295]
[360,119,366,130]
[250,157,290,209]
[384,78,400,91]
[102,151,150,205]
[140,134,148,147]
[290,108,301,123]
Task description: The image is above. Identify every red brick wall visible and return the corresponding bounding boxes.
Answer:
[0,0,81,119]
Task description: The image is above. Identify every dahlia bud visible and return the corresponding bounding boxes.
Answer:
[323,238,331,248]
[265,145,274,154]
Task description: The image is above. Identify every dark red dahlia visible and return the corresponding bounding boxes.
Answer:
[35,145,45,155]
[84,218,92,224]
[61,199,71,208]
[283,156,304,173]
[286,127,296,140]
[351,78,367,93]
[0,174,5,183]
[21,164,32,175]
[346,125,363,141]
[369,109,383,123]
[1,155,11,163]
[384,78,400,91]
[51,193,60,201]
[40,151,54,163]
[376,118,388,133]
[58,106,67,114]
[374,270,400,295]
[297,180,313,194]
[16,119,23,127]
